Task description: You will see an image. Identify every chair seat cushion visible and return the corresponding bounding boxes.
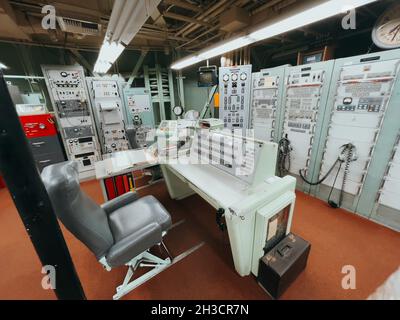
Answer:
[108,195,172,243]
[106,223,162,267]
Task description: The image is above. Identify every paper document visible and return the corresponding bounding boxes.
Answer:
[267,218,278,241]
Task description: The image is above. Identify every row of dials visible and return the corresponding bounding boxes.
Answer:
[222,73,248,82]
[60,71,80,78]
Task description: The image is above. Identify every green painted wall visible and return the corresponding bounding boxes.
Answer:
[183,77,209,113]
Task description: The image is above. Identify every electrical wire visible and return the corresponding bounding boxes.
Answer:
[299,143,357,208]
[299,157,340,185]
[277,135,292,177]
[331,143,356,208]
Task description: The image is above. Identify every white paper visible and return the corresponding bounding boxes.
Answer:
[267,217,278,241]
[109,153,131,173]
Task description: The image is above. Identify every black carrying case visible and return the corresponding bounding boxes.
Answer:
[257,233,311,299]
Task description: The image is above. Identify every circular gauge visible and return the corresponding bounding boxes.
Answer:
[231,73,238,81]
[223,74,229,82]
[173,105,184,117]
[372,3,400,49]
[240,73,247,81]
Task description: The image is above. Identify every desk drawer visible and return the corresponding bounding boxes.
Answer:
[29,136,64,157]
[35,152,65,172]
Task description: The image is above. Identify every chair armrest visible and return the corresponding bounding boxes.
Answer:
[106,222,162,267]
[101,191,139,215]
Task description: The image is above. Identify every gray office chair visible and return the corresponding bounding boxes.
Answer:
[41,161,172,300]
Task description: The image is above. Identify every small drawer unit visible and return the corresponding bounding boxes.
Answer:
[29,135,63,156]
[34,151,66,172]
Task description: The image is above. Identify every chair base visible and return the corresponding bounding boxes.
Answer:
[113,251,171,300]
[109,239,205,300]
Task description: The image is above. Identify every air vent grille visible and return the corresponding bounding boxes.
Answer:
[57,17,101,36]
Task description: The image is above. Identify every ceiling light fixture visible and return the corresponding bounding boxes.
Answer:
[94,41,125,74]
[93,0,161,74]
[171,0,377,70]
[198,36,254,60]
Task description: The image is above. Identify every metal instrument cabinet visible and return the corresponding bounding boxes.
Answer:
[19,114,65,172]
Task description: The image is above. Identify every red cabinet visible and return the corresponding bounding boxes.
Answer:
[19,114,65,172]
[19,114,57,139]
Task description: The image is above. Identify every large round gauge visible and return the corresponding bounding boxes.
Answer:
[231,73,238,81]
[223,74,229,82]
[173,105,184,117]
[372,3,400,49]
[240,73,247,81]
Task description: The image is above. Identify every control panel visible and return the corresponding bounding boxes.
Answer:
[17,105,66,172]
[41,65,100,179]
[219,65,252,132]
[378,136,400,211]
[19,113,57,138]
[190,130,272,187]
[123,87,155,148]
[250,66,287,142]
[281,64,328,177]
[320,58,400,195]
[87,78,129,154]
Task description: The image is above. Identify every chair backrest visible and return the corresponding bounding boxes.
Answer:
[41,161,114,259]
[125,125,140,149]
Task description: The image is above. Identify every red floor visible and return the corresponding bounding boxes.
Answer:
[0,180,399,300]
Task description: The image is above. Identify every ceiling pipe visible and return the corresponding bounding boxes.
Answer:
[162,11,212,27]
[176,24,220,49]
[251,0,284,15]
[181,0,249,38]
[175,0,229,37]
[185,33,222,50]
[163,0,202,12]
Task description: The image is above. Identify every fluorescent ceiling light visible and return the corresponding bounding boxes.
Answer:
[94,60,112,74]
[94,41,124,74]
[99,41,125,63]
[93,0,161,74]
[171,0,377,70]
[249,0,375,40]
[198,37,254,60]
[0,62,8,69]
[171,56,203,70]
[171,37,252,70]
